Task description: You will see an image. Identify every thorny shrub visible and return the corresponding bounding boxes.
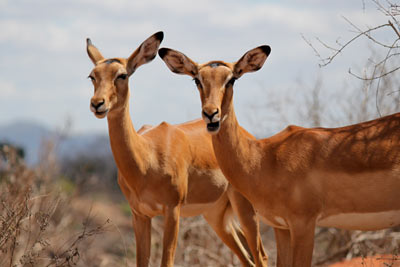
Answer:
[0,143,108,267]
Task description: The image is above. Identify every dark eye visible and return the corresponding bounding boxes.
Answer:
[226,77,236,87]
[194,78,202,88]
[88,75,95,82]
[117,73,127,80]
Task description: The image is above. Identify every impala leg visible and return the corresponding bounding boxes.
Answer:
[289,219,316,267]
[228,189,268,267]
[118,174,152,266]
[204,199,255,267]
[132,213,152,267]
[160,205,181,267]
[274,228,292,267]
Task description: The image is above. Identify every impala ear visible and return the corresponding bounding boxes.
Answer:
[86,38,105,65]
[158,48,198,77]
[126,31,164,76]
[233,45,271,78]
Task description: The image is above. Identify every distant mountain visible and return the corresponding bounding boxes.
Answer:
[0,120,111,165]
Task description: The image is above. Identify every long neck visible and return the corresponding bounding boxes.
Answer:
[107,94,150,179]
[212,102,263,193]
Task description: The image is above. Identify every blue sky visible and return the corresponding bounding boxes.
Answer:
[0,0,395,135]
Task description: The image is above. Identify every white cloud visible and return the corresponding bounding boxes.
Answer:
[0,0,395,134]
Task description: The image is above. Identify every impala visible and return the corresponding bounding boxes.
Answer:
[159,45,400,266]
[86,32,268,267]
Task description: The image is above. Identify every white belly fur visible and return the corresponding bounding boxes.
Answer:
[317,210,400,230]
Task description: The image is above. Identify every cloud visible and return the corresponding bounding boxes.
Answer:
[0,0,395,134]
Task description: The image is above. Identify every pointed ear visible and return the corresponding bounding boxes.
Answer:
[86,38,105,65]
[158,48,198,77]
[233,45,271,78]
[126,31,164,75]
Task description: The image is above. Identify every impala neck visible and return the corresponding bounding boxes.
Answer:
[212,101,262,193]
[107,91,150,178]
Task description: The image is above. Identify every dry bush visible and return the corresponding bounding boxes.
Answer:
[314,227,400,266]
[0,142,109,267]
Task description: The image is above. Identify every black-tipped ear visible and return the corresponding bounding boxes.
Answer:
[158,47,198,77]
[126,31,164,75]
[233,45,271,78]
[158,48,169,60]
[260,45,271,57]
[154,31,164,42]
[86,38,105,65]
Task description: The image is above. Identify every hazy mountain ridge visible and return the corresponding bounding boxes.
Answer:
[0,120,111,165]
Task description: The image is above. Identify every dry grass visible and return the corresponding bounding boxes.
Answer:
[0,144,109,267]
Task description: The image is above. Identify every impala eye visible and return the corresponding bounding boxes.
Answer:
[88,75,95,82]
[226,77,236,87]
[194,78,202,88]
[117,73,127,80]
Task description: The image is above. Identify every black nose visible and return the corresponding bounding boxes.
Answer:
[203,110,219,121]
[91,100,105,110]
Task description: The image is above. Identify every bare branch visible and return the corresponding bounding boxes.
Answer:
[315,23,391,67]
[349,65,400,80]
[301,34,324,60]
[388,20,400,38]
[342,16,396,49]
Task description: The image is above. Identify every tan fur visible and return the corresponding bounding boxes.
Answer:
[86,32,268,267]
[160,45,400,267]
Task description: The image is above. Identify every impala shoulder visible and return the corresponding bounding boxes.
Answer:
[285,124,304,133]
[155,121,189,141]
[138,124,154,134]
[275,124,307,138]
[139,121,180,142]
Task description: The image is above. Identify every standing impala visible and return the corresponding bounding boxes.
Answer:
[86,32,268,267]
[159,45,400,266]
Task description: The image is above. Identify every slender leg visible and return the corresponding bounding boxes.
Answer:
[289,219,316,267]
[160,205,181,267]
[132,213,152,267]
[228,188,268,267]
[118,173,152,266]
[274,228,292,267]
[204,196,255,267]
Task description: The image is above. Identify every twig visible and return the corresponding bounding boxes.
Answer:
[110,219,129,267]
[315,23,390,67]
[388,20,400,38]
[349,65,400,81]
[314,240,354,265]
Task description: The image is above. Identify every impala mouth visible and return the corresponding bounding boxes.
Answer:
[94,109,109,118]
[207,121,220,133]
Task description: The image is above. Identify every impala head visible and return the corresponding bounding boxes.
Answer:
[159,45,270,134]
[86,31,163,118]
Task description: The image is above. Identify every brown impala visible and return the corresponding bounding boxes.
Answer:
[86,32,267,267]
[159,44,400,266]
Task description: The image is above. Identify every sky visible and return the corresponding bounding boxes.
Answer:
[0,0,397,136]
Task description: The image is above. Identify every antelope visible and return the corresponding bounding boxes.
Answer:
[86,32,268,267]
[159,45,400,266]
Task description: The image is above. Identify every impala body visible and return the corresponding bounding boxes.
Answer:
[159,45,400,266]
[86,32,267,267]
